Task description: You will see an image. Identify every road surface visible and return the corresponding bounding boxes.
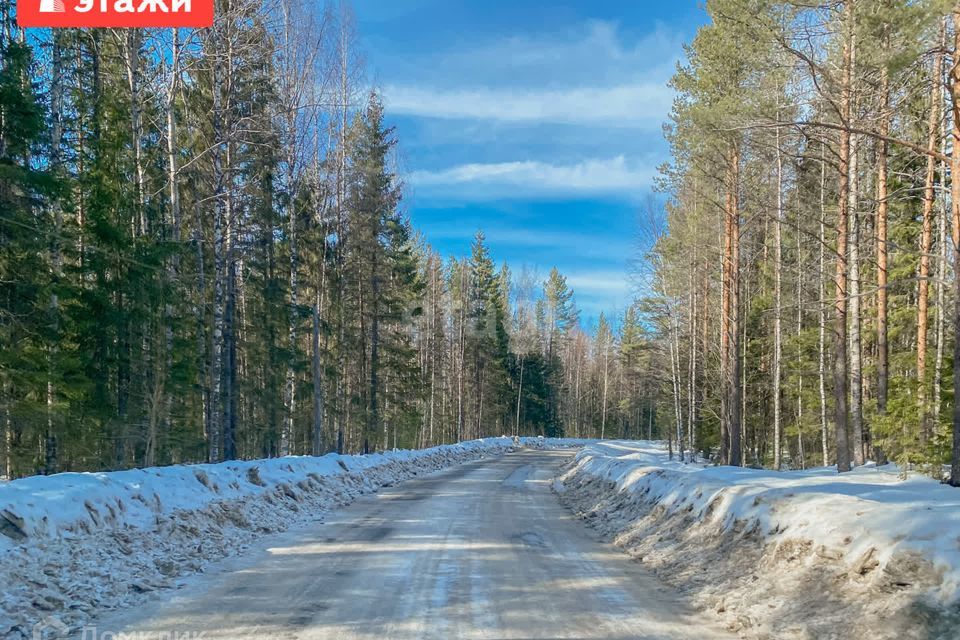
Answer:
[95,449,733,640]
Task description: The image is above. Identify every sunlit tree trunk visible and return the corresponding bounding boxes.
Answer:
[819,143,829,467]
[773,110,784,470]
[876,65,890,426]
[917,23,944,439]
[833,0,854,472]
[934,102,949,428]
[948,6,960,486]
[724,143,743,466]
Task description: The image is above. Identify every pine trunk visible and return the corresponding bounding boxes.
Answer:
[819,144,830,467]
[726,144,742,466]
[773,116,784,470]
[312,298,324,456]
[876,67,890,422]
[917,26,944,439]
[834,2,854,472]
[949,6,960,486]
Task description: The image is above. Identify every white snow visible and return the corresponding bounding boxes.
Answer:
[517,436,598,449]
[0,439,518,551]
[557,440,960,638]
[0,437,522,638]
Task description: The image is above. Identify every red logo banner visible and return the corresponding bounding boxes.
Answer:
[17,0,213,27]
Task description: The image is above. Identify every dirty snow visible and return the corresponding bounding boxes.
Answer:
[556,440,960,639]
[517,436,597,449]
[0,437,525,639]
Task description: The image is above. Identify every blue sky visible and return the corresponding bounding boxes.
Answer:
[353,0,706,324]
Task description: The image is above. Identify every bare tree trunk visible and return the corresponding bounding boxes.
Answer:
[476,367,484,440]
[726,144,743,466]
[773,113,784,470]
[949,6,960,486]
[647,402,654,441]
[701,265,709,451]
[218,16,239,462]
[935,100,949,428]
[195,190,211,460]
[166,29,181,242]
[3,395,11,479]
[741,305,748,464]
[222,138,238,461]
[124,29,146,234]
[688,263,698,457]
[574,353,582,438]
[335,217,346,451]
[600,347,609,440]
[428,261,438,446]
[387,380,394,450]
[279,0,305,457]
[846,11,864,466]
[834,1,854,473]
[515,354,524,436]
[669,315,683,461]
[45,29,64,475]
[428,341,436,446]
[369,264,381,450]
[334,4,354,455]
[796,194,805,469]
[677,312,686,460]
[917,24,944,440]
[282,231,298,456]
[720,186,731,463]
[312,163,329,456]
[848,123,864,466]
[312,297,324,455]
[876,67,890,426]
[208,21,227,463]
[281,308,298,451]
[151,28,183,468]
[456,267,466,442]
[819,142,830,467]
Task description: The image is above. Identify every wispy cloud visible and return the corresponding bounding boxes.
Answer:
[383,84,672,127]
[378,20,682,128]
[408,156,654,199]
[566,271,633,296]
[419,224,637,262]
[378,20,684,88]
[568,270,633,312]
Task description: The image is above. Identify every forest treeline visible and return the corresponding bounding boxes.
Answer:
[0,1,657,478]
[653,0,960,483]
[9,0,960,484]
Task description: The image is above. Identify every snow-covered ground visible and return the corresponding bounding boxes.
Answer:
[517,436,597,449]
[1,437,539,639]
[555,441,960,640]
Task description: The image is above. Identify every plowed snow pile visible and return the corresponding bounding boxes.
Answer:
[0,438,516,639]
[556,441,960,640]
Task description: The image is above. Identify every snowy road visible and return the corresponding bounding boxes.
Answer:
[94,450,732,640]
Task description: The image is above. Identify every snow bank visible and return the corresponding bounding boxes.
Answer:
[557,441,960,640]
[0,437,514,639]
[516,436,597,449]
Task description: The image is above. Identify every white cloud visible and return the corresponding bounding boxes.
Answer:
[379,20,684,88]
[383,83,673,127]
[566,270,634,321]
[408,156,654,199]
[566,271,633,296]
[377,20,683,128]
